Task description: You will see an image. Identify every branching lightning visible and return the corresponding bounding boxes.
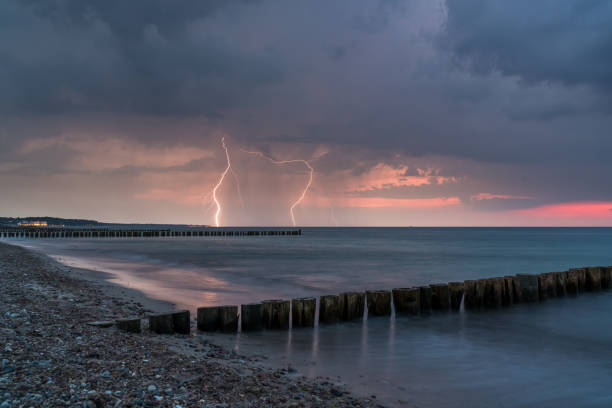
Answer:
[212,137,232,227]
[242,149,314,226]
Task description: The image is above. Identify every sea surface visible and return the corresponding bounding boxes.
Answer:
[11,227,612,407]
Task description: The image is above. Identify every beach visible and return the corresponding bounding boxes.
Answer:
[0,242,379,408]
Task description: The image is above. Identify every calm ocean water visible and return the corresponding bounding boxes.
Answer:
[13,227,612,407]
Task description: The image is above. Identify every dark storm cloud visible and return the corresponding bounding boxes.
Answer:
[0,0,279,116]
[441,0,612,91]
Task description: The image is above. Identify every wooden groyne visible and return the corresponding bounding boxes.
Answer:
[0,228,301,239]
[150,266,608,336]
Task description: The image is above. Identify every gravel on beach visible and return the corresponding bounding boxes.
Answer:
[0,243,382,408]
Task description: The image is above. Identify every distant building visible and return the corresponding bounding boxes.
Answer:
[18,221,48,227]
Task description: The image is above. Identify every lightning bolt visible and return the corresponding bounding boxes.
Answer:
[242,149,314,226]
[212,137,232,227]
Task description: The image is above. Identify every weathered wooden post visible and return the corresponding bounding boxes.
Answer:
[601,267,612,289]
[448,282,464,311]
[149,313,174,334]
[116,318,141,333]
[392,288,420,315]
[262,300,290,330]
[339,292,365,321]
[291,297,316,328]
[504,275,520,305]
[172,310,190,334]
[463,280,484,310]
[419,286,433,314]
[241,303,263,332]
[430,283,450,311]
[585,267,602,291]
[516,274,539,303]
[552,271,568,297]
[218,306,238,333]
[567,268,586,295]
[197,306,220,332]
[366,290,391,316]
[319,295,341,324]
[538,273,557,300]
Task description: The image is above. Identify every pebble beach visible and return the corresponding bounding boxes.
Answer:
[0,243,381,408]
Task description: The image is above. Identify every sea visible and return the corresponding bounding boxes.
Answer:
[12,227,612,407]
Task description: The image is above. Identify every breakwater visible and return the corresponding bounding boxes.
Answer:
[0,228,301,239]
[129,265,612,335]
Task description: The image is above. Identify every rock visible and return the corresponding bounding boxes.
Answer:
[147,385,157,392]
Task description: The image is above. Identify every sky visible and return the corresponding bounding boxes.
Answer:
[1,0,612,226]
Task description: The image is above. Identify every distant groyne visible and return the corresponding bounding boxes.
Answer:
[138,266,612,336]
[0,227,302,239]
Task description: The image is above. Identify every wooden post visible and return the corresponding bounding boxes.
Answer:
[585,267,602,291]
[172,310,190,334]
[392,288,420,315]
[319,295,341,324]
[241,303,263,332]
[419,286,433,315]
[448,282,464,311]
[567,268,586,295]
[149,313,174,334]
[218,306,238,333]
[339,292,365,321]
[538,273,557,300]
[291,298,316,328]
[116,318,141,333]
[197,306,220,332]
[464,279,486,310]
[262,300,290,330]
[366,290,391,316]
[601,267,612,290]
[516,274,539,303]
[430,283,450,311]
[503,276,518,305]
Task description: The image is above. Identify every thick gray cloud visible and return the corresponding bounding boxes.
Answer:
[0,0,279,116]
[442,0,612,91]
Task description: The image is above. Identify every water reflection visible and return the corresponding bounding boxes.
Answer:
[223,293,612,407]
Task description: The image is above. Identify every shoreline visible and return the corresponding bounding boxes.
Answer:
[0,242,381,407]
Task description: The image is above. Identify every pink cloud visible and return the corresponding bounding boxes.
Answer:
[515,201,612,219]
[471,193,532,201]
[335,196,461,208]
